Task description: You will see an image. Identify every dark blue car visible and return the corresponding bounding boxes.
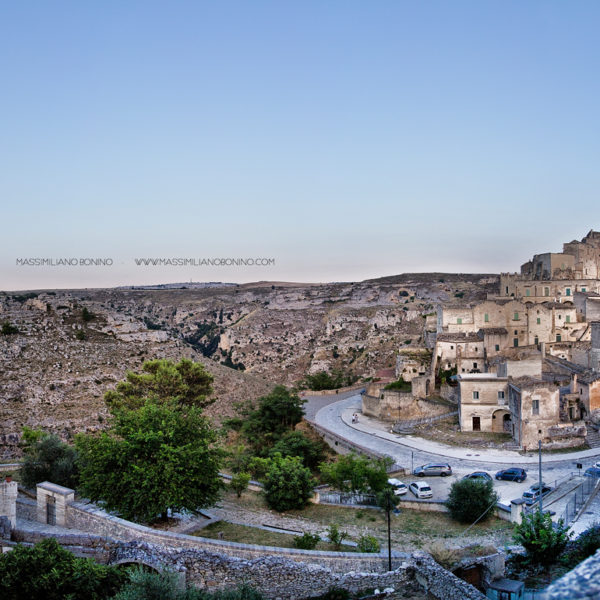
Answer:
[584,467,600,478]
[463,471,492,482]
[495,467,527,482]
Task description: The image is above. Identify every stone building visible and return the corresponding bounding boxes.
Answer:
[457,373,510,433]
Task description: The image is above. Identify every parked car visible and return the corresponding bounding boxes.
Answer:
[387,478,408,495]
[495,467,527,482]
[585,467,600,478]
[522,484,552,505]
[413,463,452,477]
[409,481,433,499]
[462,471,492,482]
[592,461,600,469]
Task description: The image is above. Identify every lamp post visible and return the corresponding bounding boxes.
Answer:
[538,439,543,514]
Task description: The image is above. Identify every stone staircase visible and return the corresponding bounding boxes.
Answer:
[585,425,600,449]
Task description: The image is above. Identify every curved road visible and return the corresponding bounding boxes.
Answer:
[305,392,600,504]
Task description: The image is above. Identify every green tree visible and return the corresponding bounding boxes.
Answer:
[262,453,315,512]
[81,307,95,322]
[326,523,348,550]
[104,358,214,412]
[445,479,499,524]
[513,511,570,567]
[319,453,390,494]
[76,402,222,522]
[240,386,305,452]
[230,472,251,498]
[20,428,79,489]
[0,538,125,600]
[269,430,326,470]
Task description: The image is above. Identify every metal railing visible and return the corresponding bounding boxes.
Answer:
[561,475,598,525]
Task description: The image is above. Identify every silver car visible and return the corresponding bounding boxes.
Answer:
[409,481,433,499]
[413,463,452,477]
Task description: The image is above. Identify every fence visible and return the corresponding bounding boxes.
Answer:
[318,491,378,507]
[561,475,598,525]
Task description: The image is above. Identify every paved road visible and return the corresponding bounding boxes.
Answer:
[305,393,600,507]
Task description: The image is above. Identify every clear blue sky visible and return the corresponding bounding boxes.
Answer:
[1,1,599,289]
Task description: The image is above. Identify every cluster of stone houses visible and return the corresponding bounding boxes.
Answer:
[365,230,600,451]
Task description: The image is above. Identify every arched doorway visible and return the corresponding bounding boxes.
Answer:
[492,409,511,433]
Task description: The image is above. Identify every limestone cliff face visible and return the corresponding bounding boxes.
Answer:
[0,274,495,458]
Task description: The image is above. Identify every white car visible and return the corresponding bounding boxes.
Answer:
[409,481,433,499]
[387,478,408,496]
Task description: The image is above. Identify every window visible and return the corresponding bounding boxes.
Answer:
[532,399,539,415]
[537,317,541,324]
[506,286,509,295]
[513,312,520,320]
[514,338,519,347]
[566,315,571,323]
[473,362,477,369]
[544,287,550,296]
[498,391,505,400]
[484,313,489,322]
[495,344,500,351]
[566,288,571,296]
[514,330,518,335]
[526,288,531,297]
[582,287,587,292]
[558,314,562,320]
[556,334,562,342]
[450,345,454,350]
[534,336,539,346]
[473,391,480,400]
[457,318,462,324]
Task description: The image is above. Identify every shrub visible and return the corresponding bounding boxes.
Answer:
[269,430,326,470]
[357,535,380,553]
[1,322,19,335]
[0,538,125,600]
[446,479,498,523]
[81,307,94,322]
[513,511,570,566]
[573,524,600,561]
[75,329,86,340]
[230,472,251,498]
[327,523,348,550]
[293,532,320,550]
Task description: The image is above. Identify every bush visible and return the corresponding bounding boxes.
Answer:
[20,429,79,489]
[262,453,315,512]
[1,322,19,335]
[357,535,380,553]
[383,378,411,391]
[75,329,86,340]
[327,523,348,550]
[445,479,498,523]
[230,472,251,498]
[0,538,125,600]
[513,511,570,566]
[293,532,320,549]
[572,524,600,561]
[81,307,94,322]
[269,430,326,470]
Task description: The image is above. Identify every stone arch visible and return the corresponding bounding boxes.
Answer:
[492,409,511,433]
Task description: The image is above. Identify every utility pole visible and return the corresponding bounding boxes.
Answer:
[538,439,543,514]
[387,493,392,572]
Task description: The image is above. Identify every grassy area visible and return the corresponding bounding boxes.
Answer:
[192,520,352,552]
[220,488,514,550]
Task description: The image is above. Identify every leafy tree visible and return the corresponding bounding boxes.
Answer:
[513,510,570,566]
[293,531,320,549]
[20,428,79,489]
[104,358,214,411]
[227,443,252,474]
[230,472,251,498]
[262,453,315,512]
[326,523,348,550]
[319,453,390,494]
[445,479,499,524]
[76,402,222,522]
[357,534,380,553]
[240,386,305,452]
[0,538,125,600]
[269,430,326,470]
[301,370,358,391]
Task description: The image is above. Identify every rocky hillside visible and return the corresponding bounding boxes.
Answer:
[0,273,496,458]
